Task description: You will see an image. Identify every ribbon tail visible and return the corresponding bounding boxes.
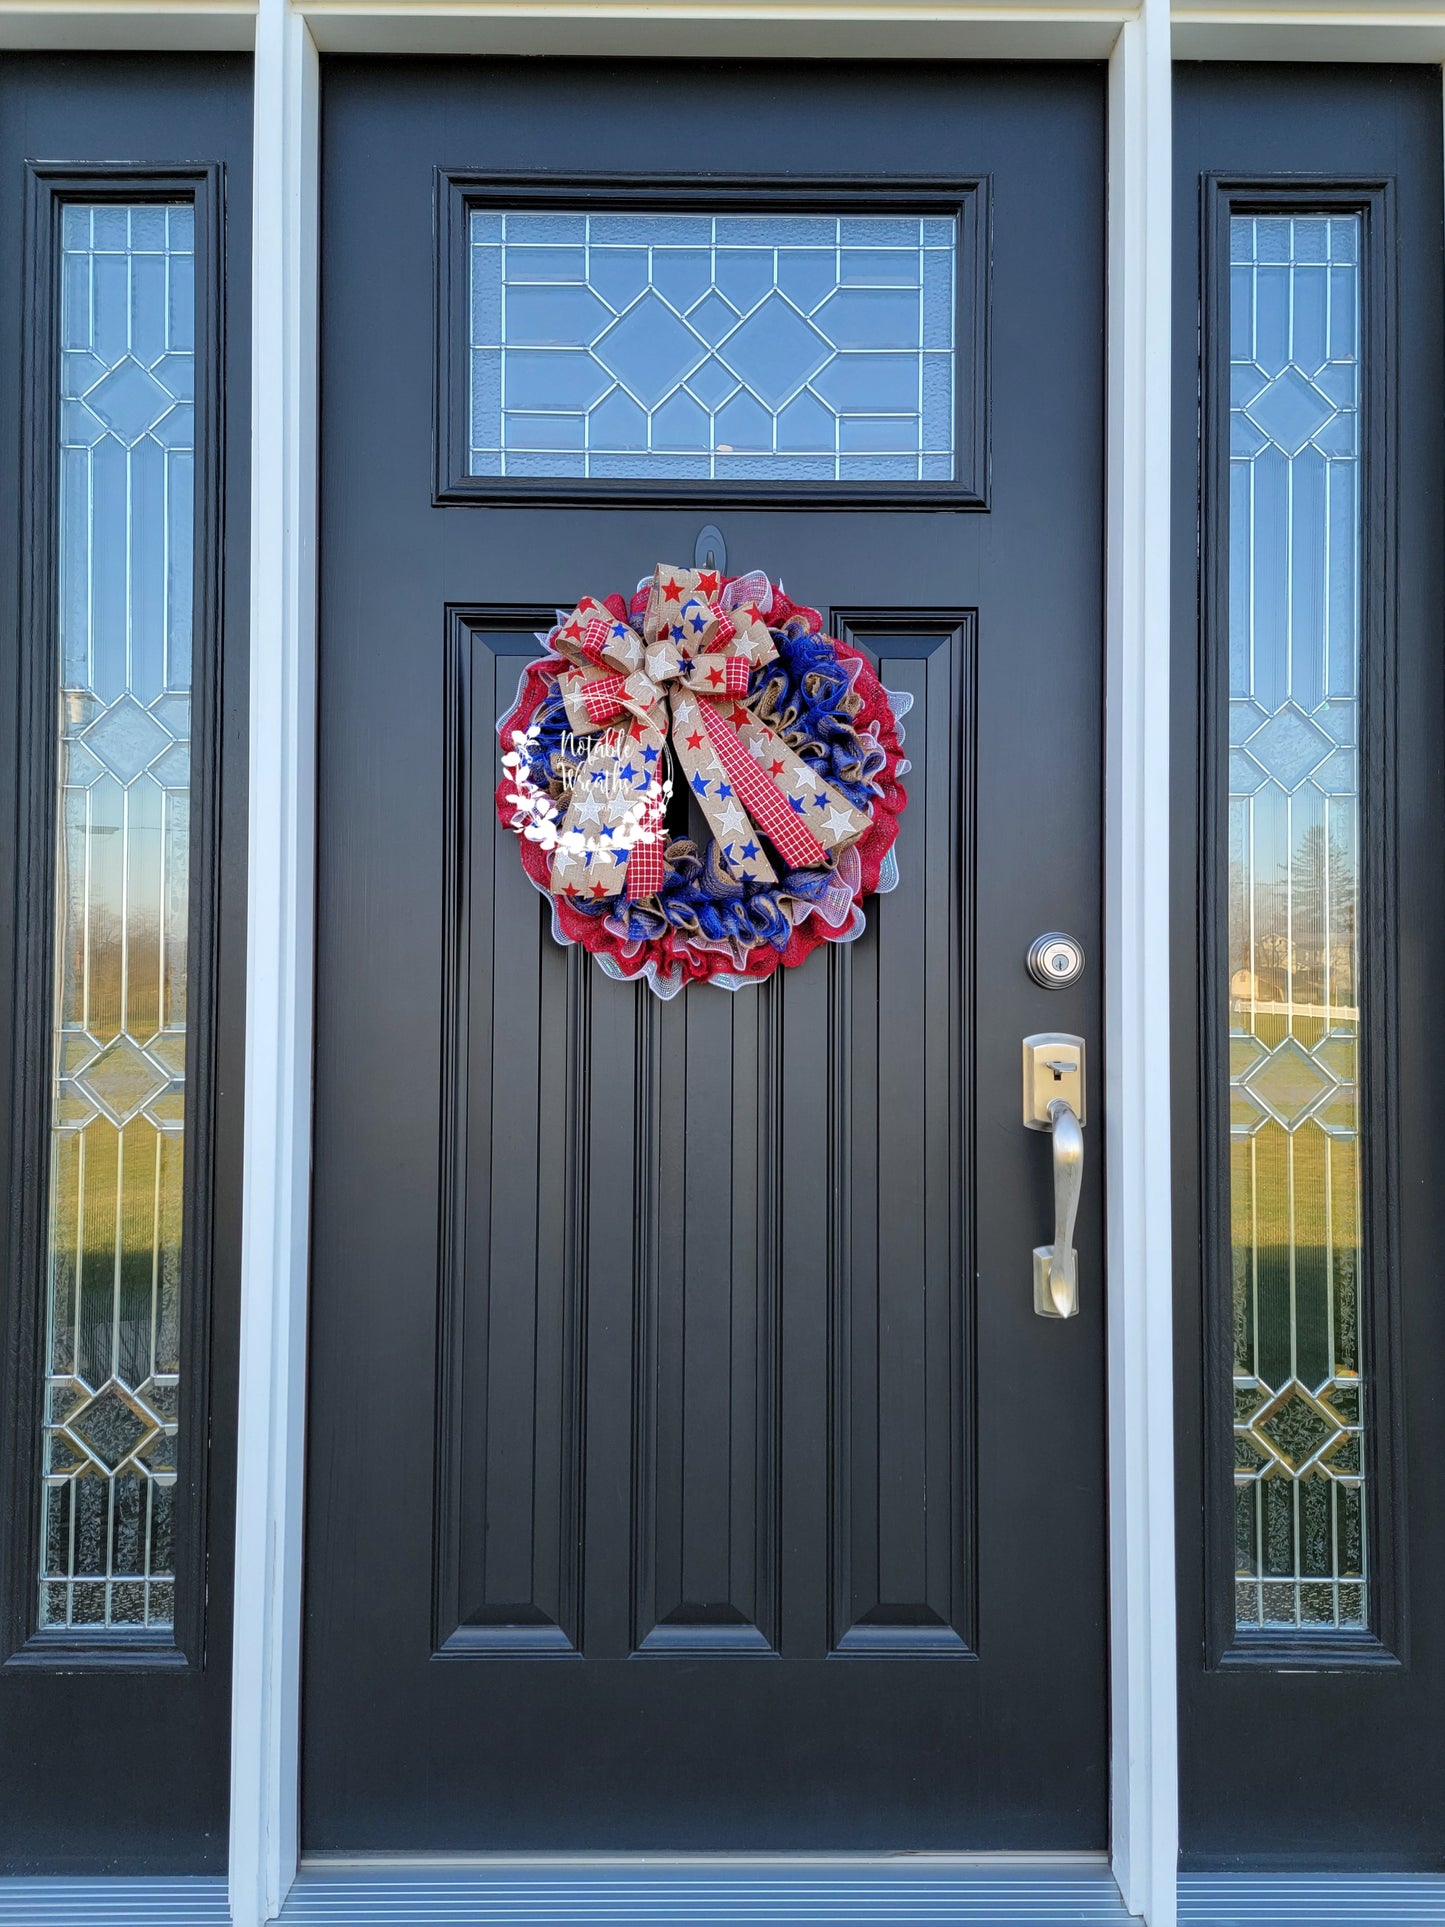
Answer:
[548,721,665,904]
[699,706,829,872]
[714,707,870,860]
[622,721,671,901]
[668,697,779,885]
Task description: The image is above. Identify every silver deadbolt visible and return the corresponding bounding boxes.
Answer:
[1027,931,1085,989]
[1023,1033,1086,1319]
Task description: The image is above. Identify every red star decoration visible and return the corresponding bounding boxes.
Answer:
[685,730,704,750]
[696,570,719,596]
[661,576,684,602]
[730,705,750,725]
[768,758,785,777]
[563,882,580,897]
[590,882,610,900]
[562,620,583,642]
[706,666,725,686]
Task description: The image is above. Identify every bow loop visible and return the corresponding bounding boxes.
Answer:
[544,564,872,909]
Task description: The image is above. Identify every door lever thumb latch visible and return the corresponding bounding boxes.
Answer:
[1022,1033,1086,1319]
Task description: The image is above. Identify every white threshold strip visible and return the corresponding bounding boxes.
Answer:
[280,1855,1130,1924]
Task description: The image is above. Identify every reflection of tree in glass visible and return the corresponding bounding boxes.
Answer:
[1227,823,1356,1020]
[1284,822,1356,1015]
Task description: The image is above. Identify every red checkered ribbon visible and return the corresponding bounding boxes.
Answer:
[578,671,630,725]
[701,711,828,870]
[626,779,667,900]
[581,616,614,665]
[540,565,868,903]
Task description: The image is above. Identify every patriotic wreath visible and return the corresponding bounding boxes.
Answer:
[496,562,910,997]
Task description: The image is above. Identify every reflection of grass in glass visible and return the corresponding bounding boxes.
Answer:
[48,1118,184,1389]
[1232,1119,1361,1386]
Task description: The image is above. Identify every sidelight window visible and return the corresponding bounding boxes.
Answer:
[37,201,200,1634]
[1221,210,1371,1636]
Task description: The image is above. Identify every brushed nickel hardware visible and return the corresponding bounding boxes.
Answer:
[1023,1033,1086,1319]
[1026,931,1085,989]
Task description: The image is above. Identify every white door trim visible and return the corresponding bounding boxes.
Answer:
[1105,5,1178,1922]
[224,14,1182,1919]
[1,4,1437,1924]
[228,6,319,1925]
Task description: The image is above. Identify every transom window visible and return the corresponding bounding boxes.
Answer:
[467,209,957,483]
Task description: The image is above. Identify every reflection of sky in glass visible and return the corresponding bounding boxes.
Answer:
[40,205,195,1633]
[468,210,955,481]
[1226,214,1366,1634]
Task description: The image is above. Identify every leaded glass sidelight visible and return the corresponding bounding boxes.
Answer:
[38,203,196,1632]
[468,211,956,480]
[1226,212,1366,1633]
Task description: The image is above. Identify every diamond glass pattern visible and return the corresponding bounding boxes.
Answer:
[40,204,194,1633]
[1227,214,1366,1634]
[68,1382,155,1474]
[1245,365,1337,459]
[469,211,956,480]
[87,358,175,444]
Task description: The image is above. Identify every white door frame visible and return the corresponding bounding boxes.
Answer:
[0,4,1435,1923]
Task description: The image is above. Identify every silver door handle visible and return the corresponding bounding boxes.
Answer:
[1036,1098,1082,1318]
[1022,1033,1085,1319]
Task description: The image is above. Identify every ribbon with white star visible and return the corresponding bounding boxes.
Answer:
[543,565,870,903]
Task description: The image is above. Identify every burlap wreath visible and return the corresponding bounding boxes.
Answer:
[497,564,910,996]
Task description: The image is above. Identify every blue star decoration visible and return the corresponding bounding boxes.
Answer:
[691,771,711,797]
[740,839,760,861]
[716,783,733,800]
[618,761,638,785]
[788,795,806,814]
[642,743,660,764]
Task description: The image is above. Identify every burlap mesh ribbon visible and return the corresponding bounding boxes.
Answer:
[546,565,870,903]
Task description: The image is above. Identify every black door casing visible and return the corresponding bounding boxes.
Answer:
[1172,63,1445,1868]
[0,55,250,1873]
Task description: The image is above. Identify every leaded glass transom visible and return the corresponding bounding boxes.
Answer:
[1226,212,1366,1634]
[40,203,195,1632]
[468,211,956,480]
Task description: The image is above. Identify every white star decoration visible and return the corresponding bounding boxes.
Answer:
[823,806,856,840]
[716,801,748,836]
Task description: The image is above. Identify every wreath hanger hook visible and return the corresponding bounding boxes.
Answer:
[694,523,727,578]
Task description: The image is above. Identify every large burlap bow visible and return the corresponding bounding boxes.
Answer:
[546,564,871,903]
